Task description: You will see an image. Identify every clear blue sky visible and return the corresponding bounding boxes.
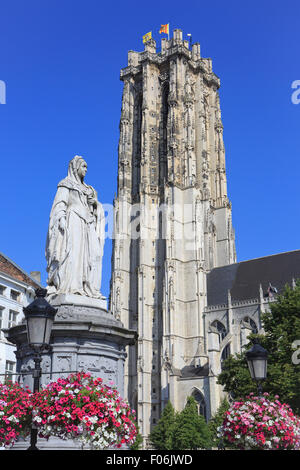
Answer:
[0,0,299,298]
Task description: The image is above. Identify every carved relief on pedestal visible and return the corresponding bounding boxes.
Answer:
[56,355,72,372]
[20,355,51,387]
[78,357,117,383]
[56,307,74,320]
[20,358,35,374]
[20,355,51,374]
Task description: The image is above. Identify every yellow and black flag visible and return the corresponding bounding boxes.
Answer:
[142,31,152,44]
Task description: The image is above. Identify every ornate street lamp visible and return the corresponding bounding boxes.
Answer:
[245,338,268,396]
[23,288,57,450]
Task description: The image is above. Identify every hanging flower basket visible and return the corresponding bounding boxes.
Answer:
[218,393,300,450]
[31,372,137,449]
[0,381,32,448]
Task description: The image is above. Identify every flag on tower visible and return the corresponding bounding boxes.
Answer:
[159,24,169,35]
[143,31,152,44]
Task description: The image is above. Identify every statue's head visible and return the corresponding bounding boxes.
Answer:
[68,155,87,182]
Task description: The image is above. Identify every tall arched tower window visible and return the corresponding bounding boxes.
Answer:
[132,92,142,196]
[159,81,169,185]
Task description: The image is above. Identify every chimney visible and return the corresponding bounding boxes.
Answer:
[30,271,41,283]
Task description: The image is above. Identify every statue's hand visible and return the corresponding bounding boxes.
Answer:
[59,216,66,232]
[87,195,97,206]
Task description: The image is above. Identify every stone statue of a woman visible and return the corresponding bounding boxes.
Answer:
[46,155,105,299]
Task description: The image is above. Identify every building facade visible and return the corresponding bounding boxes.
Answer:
[109,29,300,445]
[0,252,40,381]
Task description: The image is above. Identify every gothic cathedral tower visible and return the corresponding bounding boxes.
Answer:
[110,29,236,443]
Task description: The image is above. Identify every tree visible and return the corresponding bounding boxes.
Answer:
[218,281,300,414]
[149,401,176,450]
[172,396,211,450]
[208,398,230,448]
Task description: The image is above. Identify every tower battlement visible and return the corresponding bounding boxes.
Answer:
[121,29,218,88]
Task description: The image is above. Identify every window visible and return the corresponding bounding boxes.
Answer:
[211,320,228,342]
[192,390,207,421]
[0,308,3,330]
[221,343,231,370]
[10,290,20,302]
[8,310,18,328]
[243,316,258,334]
[5,361,15,381]
[0,285,6,296]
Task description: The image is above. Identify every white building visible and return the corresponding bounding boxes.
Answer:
[0,252,40,381]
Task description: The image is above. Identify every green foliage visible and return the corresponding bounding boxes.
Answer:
[208,398,230,448]
[217,281,300,414]
[149,401,176,450]
[172,397,212,450]
[150,398,212,450]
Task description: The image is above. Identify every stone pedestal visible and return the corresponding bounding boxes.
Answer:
[6,294,137,450]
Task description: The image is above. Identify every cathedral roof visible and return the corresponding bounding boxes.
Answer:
[207,249,300,306]
[179,362,210,379]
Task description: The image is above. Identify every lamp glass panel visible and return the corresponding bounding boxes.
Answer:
[251,358,267,381]
[247,360,255,380]
[44,317,54,345]
[27,316,47,346]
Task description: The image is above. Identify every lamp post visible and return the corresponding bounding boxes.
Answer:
[245,338,268,396]
[23,288,57,450]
